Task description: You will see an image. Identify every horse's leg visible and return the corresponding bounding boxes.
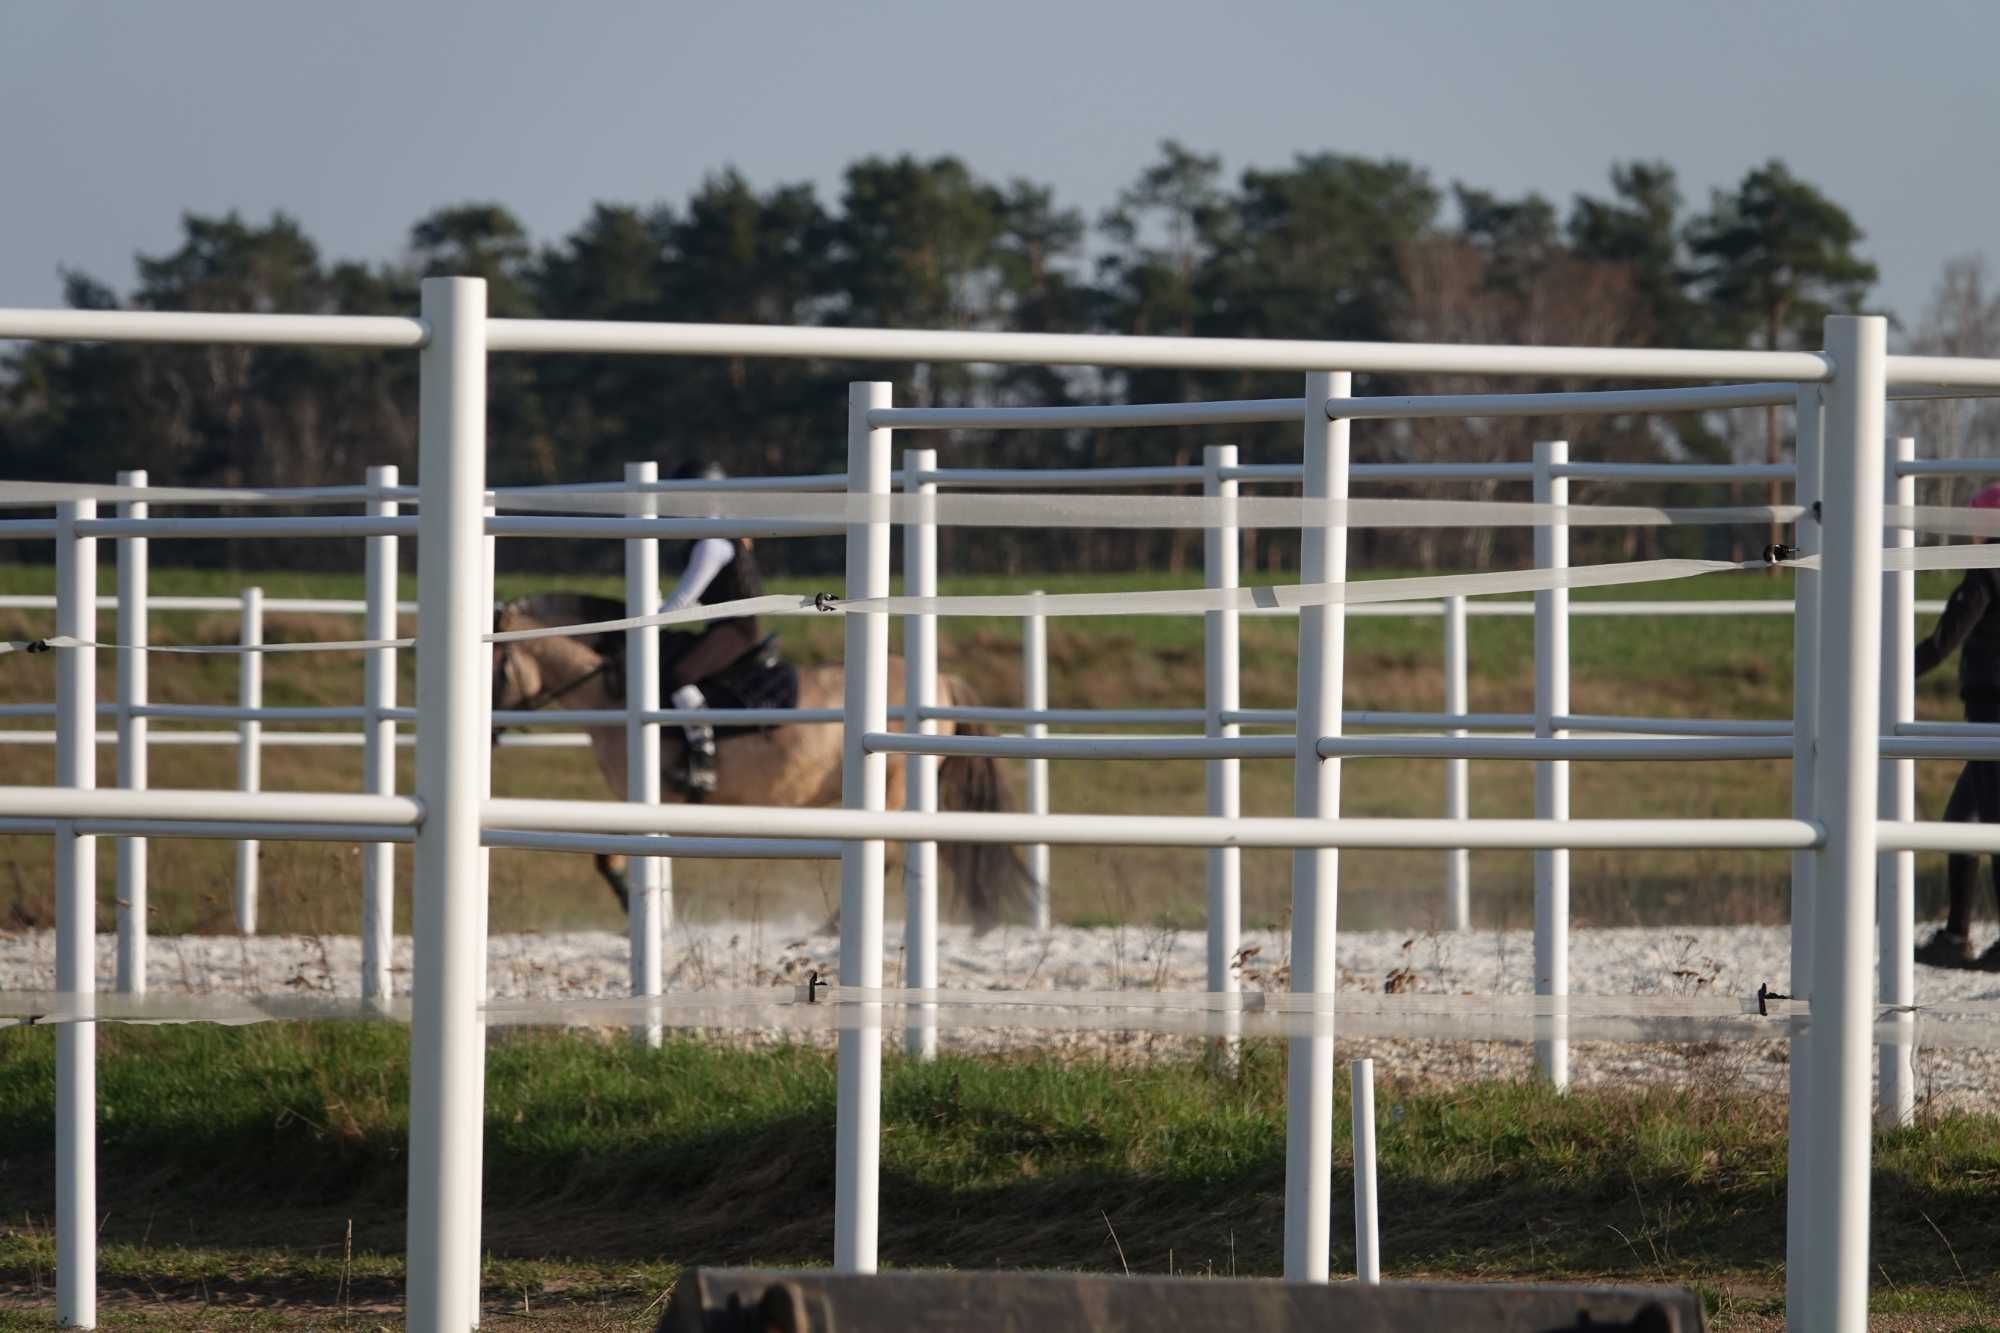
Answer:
[594,853,631,915]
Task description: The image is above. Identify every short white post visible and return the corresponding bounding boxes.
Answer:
[1784,384,1823,1333]
[55,499,98,1329]
[362,465,400,1002]
[1533,440,1571,1089]
[1285,370,1349,1281]
[902,447,940,1060]
[406,276,491,1333]
[234,586,263,934]
[115,471,149,995]
[1203,445,1242,1036]
[625,461,667,1048]
[1877,435,1917,1125]
[835,382,892,1273]
[1806,314,1888,1333]
[1350,1058,1380,1284]
[1023,600,1051,931]
[1443,594,1470,931]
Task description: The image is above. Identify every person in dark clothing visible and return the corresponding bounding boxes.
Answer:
[659,460,765,794]
[1913,482,2000,968]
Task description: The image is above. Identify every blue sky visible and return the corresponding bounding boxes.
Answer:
[4,0,1992,333]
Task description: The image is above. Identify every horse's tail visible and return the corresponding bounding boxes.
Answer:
[935,676,1039,934]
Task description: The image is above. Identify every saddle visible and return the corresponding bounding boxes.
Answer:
[691,633,799,738]
[600,631,799,738]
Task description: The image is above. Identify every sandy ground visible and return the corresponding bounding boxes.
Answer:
[5,920,1999,1108]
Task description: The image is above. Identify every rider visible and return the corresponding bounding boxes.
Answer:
[1913,482,2000,968]
[659,460,765,794]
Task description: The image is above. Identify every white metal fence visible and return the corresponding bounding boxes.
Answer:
[7,477,1950,1013]
[2,289,1998,1333]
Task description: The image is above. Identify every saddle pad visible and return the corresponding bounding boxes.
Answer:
[601,632,798,737]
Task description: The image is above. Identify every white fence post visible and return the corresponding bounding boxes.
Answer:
[1351,1057,1379,1284]
[1805,314,1888,1333]
[1285,370,1349,1281]
[1203,445,1241,1042]
[1878,434,1917,1126]
[835,381,892,1274]
[624,460,666,1048]
[115,471,148,995]
[903,447,940,1060]
[362,465,399,1002]
[1784,384,1823,1333]
[234,586,263,934]
[406,276,491,1333]
[1533,440,1571,1089]
[1443,594,1470,931]
[469,497,499,1327]
[1023,599,1051,931]
[55,499,98,1330]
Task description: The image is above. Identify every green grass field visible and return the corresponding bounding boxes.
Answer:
[0,560,1984,937]
[0,1027,1995,1330]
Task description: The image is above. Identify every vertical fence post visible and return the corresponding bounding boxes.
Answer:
[1784,384,1823,1333]
[1878,434,1917,1126]
[1350,1057,1379,1284]
[1806,314,1888,1333]
[1203,445,1241,1046]
[362,465,400,1002]
[1285,371,1349,1281]
[469,496,498,1328]
[407,276,490,1333]
[115,471,148,995]
[1022,600,1051,931]
[55,499,98,1329]
[835,382,892,1274]
[902,447,939,1060]
[234,586,263,934]
[1443,594,1470,931]
[1532,441,1570,1089]
[624,461,666,1048]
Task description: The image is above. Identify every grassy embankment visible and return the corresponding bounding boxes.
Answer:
[0,561,1984,937]
[0,1027,1996,1331]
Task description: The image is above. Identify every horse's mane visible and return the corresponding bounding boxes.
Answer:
[501,592,631,658]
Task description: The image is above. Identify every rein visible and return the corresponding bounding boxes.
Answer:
[518,658,613,713]
[494,643,615,738]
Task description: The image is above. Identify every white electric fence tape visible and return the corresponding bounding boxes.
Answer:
[12,544,2000,658]
[4,475,1999,663]
[1,985,1995,1047]
[0,558,1802,660]
[6,476,2000,537]
[0,476,1808,527]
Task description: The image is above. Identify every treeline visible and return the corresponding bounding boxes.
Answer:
[0,145,1883,575]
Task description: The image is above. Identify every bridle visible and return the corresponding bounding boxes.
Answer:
[490,638,614,746]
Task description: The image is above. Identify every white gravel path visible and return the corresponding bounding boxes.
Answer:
[6,921,1999,1108]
